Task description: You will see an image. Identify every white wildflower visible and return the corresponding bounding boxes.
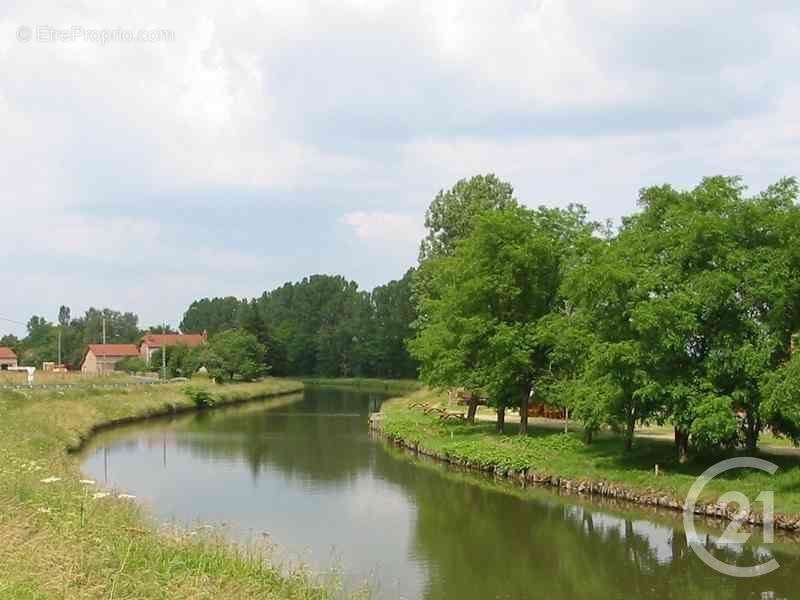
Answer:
[92,492,110,500]
[79,479,96,485]
[40,476,61,484]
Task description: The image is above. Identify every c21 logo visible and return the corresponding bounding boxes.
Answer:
[683,457,779,578]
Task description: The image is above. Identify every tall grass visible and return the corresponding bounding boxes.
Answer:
[0,378,351,599]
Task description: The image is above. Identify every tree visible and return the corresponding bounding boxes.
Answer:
[419,174,518,262]
[372,269,419,379]
[411,206,595,432]
[180,297,242,335]
[562,235,664,452]
[562,176,800,458]
[0,334,20,353]
[413,174,521,418]
[147,324,178,334]
[57,306,71,328]
[207,329,268,382]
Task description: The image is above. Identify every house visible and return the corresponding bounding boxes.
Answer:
[81,344,140,374]
[139,332,208,365]
[0,347,18,370]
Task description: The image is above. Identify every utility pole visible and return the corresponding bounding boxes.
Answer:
[102,318,107,376]
[161,322,167,380]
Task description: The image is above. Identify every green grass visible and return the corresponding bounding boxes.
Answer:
[301,377,421,395]
[0,378,360,599]
[380,390,800,516]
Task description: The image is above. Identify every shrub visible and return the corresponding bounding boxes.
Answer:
[116,357,148,373]
[183,385,216,408]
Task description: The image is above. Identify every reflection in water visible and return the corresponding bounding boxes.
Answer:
[81,387,798,600]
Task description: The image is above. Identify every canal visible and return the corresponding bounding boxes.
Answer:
[80,386,799,599]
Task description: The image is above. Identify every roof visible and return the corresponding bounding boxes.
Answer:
[86,344,140,358]
[0,347,17,360]
[140,333,206,349]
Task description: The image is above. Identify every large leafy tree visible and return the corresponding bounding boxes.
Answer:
[206,328,267,382]
[560,233,663,451]
[564,176,800,458]
[418,173,518,263]
[413,174,521,417]
[411,205,594,432]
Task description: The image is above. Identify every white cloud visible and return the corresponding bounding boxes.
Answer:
[340,211,424,244]
[1,0,799,334]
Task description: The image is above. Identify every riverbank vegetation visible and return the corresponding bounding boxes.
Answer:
[379,391,800,515]
[0,378,350,599]
[408,174,800,462]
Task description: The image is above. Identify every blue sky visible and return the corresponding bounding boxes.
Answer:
[1,1,799,336]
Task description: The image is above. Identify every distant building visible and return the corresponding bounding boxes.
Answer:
[81,344,140,374]
[139,332,208,365]
[0,347,18,370]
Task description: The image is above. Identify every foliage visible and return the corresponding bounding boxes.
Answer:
[410,205,596,432]
[115,356,148,373]
[409,174,800,459]
[183,384,216,408]
[6,307,143,369]
[380,392,800,514]
[418,173,518,262]
[763,353,800,444]
[177,272,419,379]
[179,297,242,336]
[207,329,267,382]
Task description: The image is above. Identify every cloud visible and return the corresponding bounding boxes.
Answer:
[1,1,799,335]
[340,211,424,244]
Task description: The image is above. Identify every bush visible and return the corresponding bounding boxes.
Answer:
[116,357,148,373]
[183,385,216,408]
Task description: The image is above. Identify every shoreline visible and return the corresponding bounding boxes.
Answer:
[369,410,800,534]
[0,378,338,599]
[65,380,304,454]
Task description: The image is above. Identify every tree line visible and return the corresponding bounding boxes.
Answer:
[179,270,418,379]
[409,174,800,460]
[1,307,148,368]
[2,273,418,381]
[6,172,800,460]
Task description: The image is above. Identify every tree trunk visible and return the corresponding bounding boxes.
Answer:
[584,429,593,445]
[675,427,689,464]
[624,412,635,452]
[497,406,506,433]
[745,413,760,453]
[519,383,531,435]
[466,397,478,424]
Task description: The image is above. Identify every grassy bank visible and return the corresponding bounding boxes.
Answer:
[0,378,347,599]
[301,377,421,395]
[379,390,800,517]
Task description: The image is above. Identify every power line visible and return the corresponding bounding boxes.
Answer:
[0,315,27,326]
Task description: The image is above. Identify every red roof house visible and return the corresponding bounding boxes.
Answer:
[139,332,207,364]
[0,347,18,370]
[81,344,140,374]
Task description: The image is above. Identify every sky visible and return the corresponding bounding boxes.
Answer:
[1,1,799,336]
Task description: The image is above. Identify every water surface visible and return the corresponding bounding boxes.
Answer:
[81,386,799,599]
